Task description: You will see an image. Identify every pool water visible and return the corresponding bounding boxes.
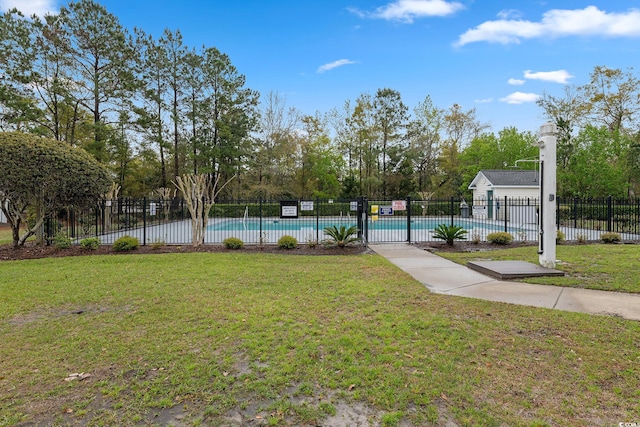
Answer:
[207,217,523,232]
[208,218,354,231]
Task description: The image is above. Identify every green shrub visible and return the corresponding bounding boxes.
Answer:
[223,237,244,249]
[556,229,566,243]
[53,232,72,249]
[487,231,513,245]
[80,237,100,250]
[600,232,621,244]
[277,235,298,249]
[323,225,360,247]
[112,235,139,252]
[432,224,467,246]
[576,233,588,244]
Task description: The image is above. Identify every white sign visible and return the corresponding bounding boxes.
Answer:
[350,201,358,211]
[282,206,297,217]
[472,205,486,217]
[281,206,298,217]
[149,202,157,216]
[392,200,406,211]
[301,201,314,211]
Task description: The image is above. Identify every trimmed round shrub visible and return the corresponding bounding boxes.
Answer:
[278,235,298,249]
[600,232,621,244]
[80,237,100,250]
[556,229,566,243]
[53,232,72,249]
[112,235,139,252]
[223,237,244,249]
[487,231,513,245]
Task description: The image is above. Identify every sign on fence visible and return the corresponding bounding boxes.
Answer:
[472,205,486,217]
[300,201,314,211]
[380,206,393,216]
[392,200,406,211]
[280,200,298,218]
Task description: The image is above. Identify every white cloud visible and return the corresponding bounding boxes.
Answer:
[317,59,357,73]
[352,0,464,23]
[497,9,523,20]
[523,70,573,84]
[508,78,525,85]
[500,92,540,104]
[0,0,57,16]
[475,98,493,103]
[456,6,640,46]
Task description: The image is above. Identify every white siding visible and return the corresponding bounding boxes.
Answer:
[472,187,539,221]
[470,171,540,221]
[493,187,539,200]
[470,176,493,219]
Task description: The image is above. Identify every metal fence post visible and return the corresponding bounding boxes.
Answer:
[637,198,640,234]
[406,196,411,243]
[607,195,613,232]
[504,196,508,232]
[143,197,147,246]
[259,198,263,242]
[70,209,75,239]
[101,200,105,235]
[316,198,320,244]
[450,197,454,227]
[364,197,369,245]
[356,196,363,241]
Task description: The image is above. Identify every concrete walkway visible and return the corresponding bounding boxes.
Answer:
[370,244,640,321]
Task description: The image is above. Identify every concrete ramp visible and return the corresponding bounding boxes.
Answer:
[467,260,565,280]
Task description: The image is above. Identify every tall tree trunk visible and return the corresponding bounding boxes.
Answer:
[173,88,179,180]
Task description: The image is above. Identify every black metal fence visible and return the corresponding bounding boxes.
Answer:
[45,196,640,245]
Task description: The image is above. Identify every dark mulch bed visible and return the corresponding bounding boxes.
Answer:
[0,241,370,261]
[415,241,539,253]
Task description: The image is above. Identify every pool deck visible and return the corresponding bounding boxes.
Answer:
[370,243,640,321]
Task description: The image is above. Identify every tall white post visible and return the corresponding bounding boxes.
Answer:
[537,122,558,268]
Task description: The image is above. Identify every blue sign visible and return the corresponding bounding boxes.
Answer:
[380,206,393,216]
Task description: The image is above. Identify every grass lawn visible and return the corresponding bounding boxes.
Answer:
[437,244,640,293]
[1,252,639,426]
[0,226,13,245]
[0,224,36,246]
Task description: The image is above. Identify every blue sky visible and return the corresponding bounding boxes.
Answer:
[4,0,640,133]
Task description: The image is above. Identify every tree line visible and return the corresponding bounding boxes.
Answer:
[1,0,639,201]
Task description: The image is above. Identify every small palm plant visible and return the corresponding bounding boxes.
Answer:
[433,224,467,246]
[323,225,360,247]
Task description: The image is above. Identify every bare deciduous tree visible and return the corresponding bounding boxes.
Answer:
[173,173,233,246]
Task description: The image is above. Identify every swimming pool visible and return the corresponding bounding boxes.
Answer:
[207,217,525,233]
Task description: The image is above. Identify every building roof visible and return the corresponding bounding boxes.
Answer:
[468,170,539,189]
